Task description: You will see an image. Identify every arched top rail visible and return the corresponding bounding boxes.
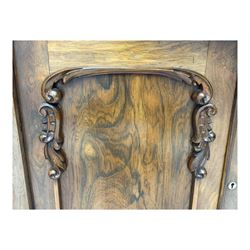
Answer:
[41,67,213,105]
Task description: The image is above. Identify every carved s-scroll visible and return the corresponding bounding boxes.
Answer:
[188,92,217,178]
[39,103,66,179]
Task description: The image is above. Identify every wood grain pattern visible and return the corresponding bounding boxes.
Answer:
[194,41,237,209]
[59,74,194,209]
[13,66,33,209]
[218,91,237,209]
[13,41,57,209]
[13,99,32,209]
[48,41,209,73]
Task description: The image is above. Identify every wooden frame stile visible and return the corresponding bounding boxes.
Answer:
[217,88,237,209]
[13,54,34,209]
[39,67,217,210]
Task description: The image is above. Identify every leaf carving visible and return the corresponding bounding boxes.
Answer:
[188,101,217,178]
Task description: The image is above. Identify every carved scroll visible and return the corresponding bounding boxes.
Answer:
[39,103,66,179]
[39,67,216,180]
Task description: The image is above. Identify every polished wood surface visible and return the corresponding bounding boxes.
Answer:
[13,96,32,209]
[59,74,194,208]
[48,41,209,73]
[13,41,237,209]
[13,59,33,209]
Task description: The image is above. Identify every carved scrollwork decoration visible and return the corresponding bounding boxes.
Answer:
[39,67,216,180]
[188,99,217,178]
[39,102,66,179]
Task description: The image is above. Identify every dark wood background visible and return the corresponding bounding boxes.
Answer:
[13,41,237,209]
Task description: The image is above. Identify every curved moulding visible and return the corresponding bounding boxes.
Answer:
[39,67,217,180]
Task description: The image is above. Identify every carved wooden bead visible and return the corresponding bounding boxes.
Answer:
[48,168,61,180]
[196,168,207,179]
[192,90,210,105]
[47,88,62,103]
